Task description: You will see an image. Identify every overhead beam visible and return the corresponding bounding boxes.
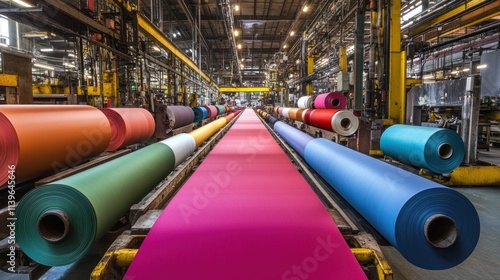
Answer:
[137,15,212,84]
[405,0,491,38]
[424,0,500,41]
[219,87,269,93]
[211,47,280,54]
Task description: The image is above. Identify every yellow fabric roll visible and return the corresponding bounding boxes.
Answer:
[189,118,227,147]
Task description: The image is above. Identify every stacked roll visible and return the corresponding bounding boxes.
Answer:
[100,108,155,151]
[314,92,347,109]
[192,106,208,123]
[257,111,480,270]
[0,105,111,188]
[203,105,218,119]
[298,96,314,108]
[215,105,226,115]
[15,110,242,266]
[308,109,359,136]
[166,106,195,129]
[380,125,465,174]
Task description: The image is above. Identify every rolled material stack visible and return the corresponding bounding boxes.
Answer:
[314,92,347,109]
[257,110,480,270]
[297,96,314,108]
[203,105,218,119]
[0,105,111,187]
[15,110,241,266]
[380,124,465,174]
[192,106,208,123]
[166,106,195,129]
[100,108,155,151]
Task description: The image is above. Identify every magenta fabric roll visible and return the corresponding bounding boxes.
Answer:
[125,109,366,280]
[314,92,347,109]
[203,105,218,119]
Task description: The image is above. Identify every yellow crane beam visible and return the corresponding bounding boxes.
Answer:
[219,87,270,93]
[405,0,489,38]
[137,15,212,84]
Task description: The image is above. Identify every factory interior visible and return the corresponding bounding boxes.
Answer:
[1,0,500,279]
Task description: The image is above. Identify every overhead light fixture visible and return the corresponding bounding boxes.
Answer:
[237,43,242,49]
[33,63,55,70]
[40,48,54,52]
[234,30,239,37]
[177,32,181,36]
[68,53,75,57]
[22,31,56,38]
[63,63,75,68]
[234,4,239,11]
[477,64,487,69]
[173,34,177,38]
[462,68,470,72]
[153,46,160,52]
[12,0,34,8]
[296,59,300,64]
[283,44,287,49]
[290,31,295,36]
[451,70,458,75]
[302,6,309,12]
[241,58,245,62]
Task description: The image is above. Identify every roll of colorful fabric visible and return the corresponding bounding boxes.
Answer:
[0,105,111,187]
[261,116,480,270]
[192,106,208,123]
[215,105,227,115]
[100,108,155,151]
[203,105,218,119]
[298,96,314,108]
[380,125,465,174]
[166,106,195,129]
[307,109,359,136]
[314,92,347,109]
[15,110,240,266]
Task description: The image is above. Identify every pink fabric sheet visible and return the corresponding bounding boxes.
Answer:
[125,109,366,280]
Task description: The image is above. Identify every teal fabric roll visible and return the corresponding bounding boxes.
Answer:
[16,143,176,266]
[380,125,465,174]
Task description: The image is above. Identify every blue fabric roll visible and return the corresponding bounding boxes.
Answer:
[192,106,208,123]
[304,138,479,270]
[265,115,279,128]
[380,125,465,174]
[274,122,313,158]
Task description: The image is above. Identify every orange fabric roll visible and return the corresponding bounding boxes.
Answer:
[0,105,111,187]
[100,108,155,151]
[295,108,305,122]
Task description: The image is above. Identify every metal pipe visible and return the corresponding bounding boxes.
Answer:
[423,214,458,248]
[37,210,71,243]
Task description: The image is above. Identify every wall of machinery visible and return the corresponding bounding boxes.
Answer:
[0,0,219,111]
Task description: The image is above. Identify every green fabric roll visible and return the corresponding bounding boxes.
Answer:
[16,143,175,266]
[215,105,226,115]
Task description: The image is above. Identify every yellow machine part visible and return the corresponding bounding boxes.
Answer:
[448,166,500,185]
[77,72,117,97]
[0,73,18,87]
[32,84,70,95]
[351,248,393,280]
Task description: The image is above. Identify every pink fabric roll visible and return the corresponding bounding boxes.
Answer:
[203,105,219,119]
[314,92,347,109]
[125,109,366,280]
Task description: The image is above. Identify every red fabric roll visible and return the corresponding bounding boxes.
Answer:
[0,105,111,187]
[303,109,314,124]
[274,106,281,115]
[307,109,342,131]
[100,108,155,151]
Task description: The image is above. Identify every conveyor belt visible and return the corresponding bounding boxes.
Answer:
[125,109,367,279]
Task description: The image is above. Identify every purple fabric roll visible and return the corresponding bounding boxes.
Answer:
[166,106,195,129]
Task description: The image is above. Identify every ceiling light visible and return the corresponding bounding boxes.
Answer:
[290,31,295,36]
[177,32,181,36]
[283,45,287,49]
[234,30,239,37]
[64,63,75,68]
[462,68,470,72]
[33,63,54,70]
[237,43,242,49]
[302,6,309,12]
[12,0,34,8]
[296,59,300,64]
[153,46,160,51]
[68,53,75,57]
[40,48,54,52]
[234,4,239,11]
[173,34,177,38]
[477,64,487,69]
